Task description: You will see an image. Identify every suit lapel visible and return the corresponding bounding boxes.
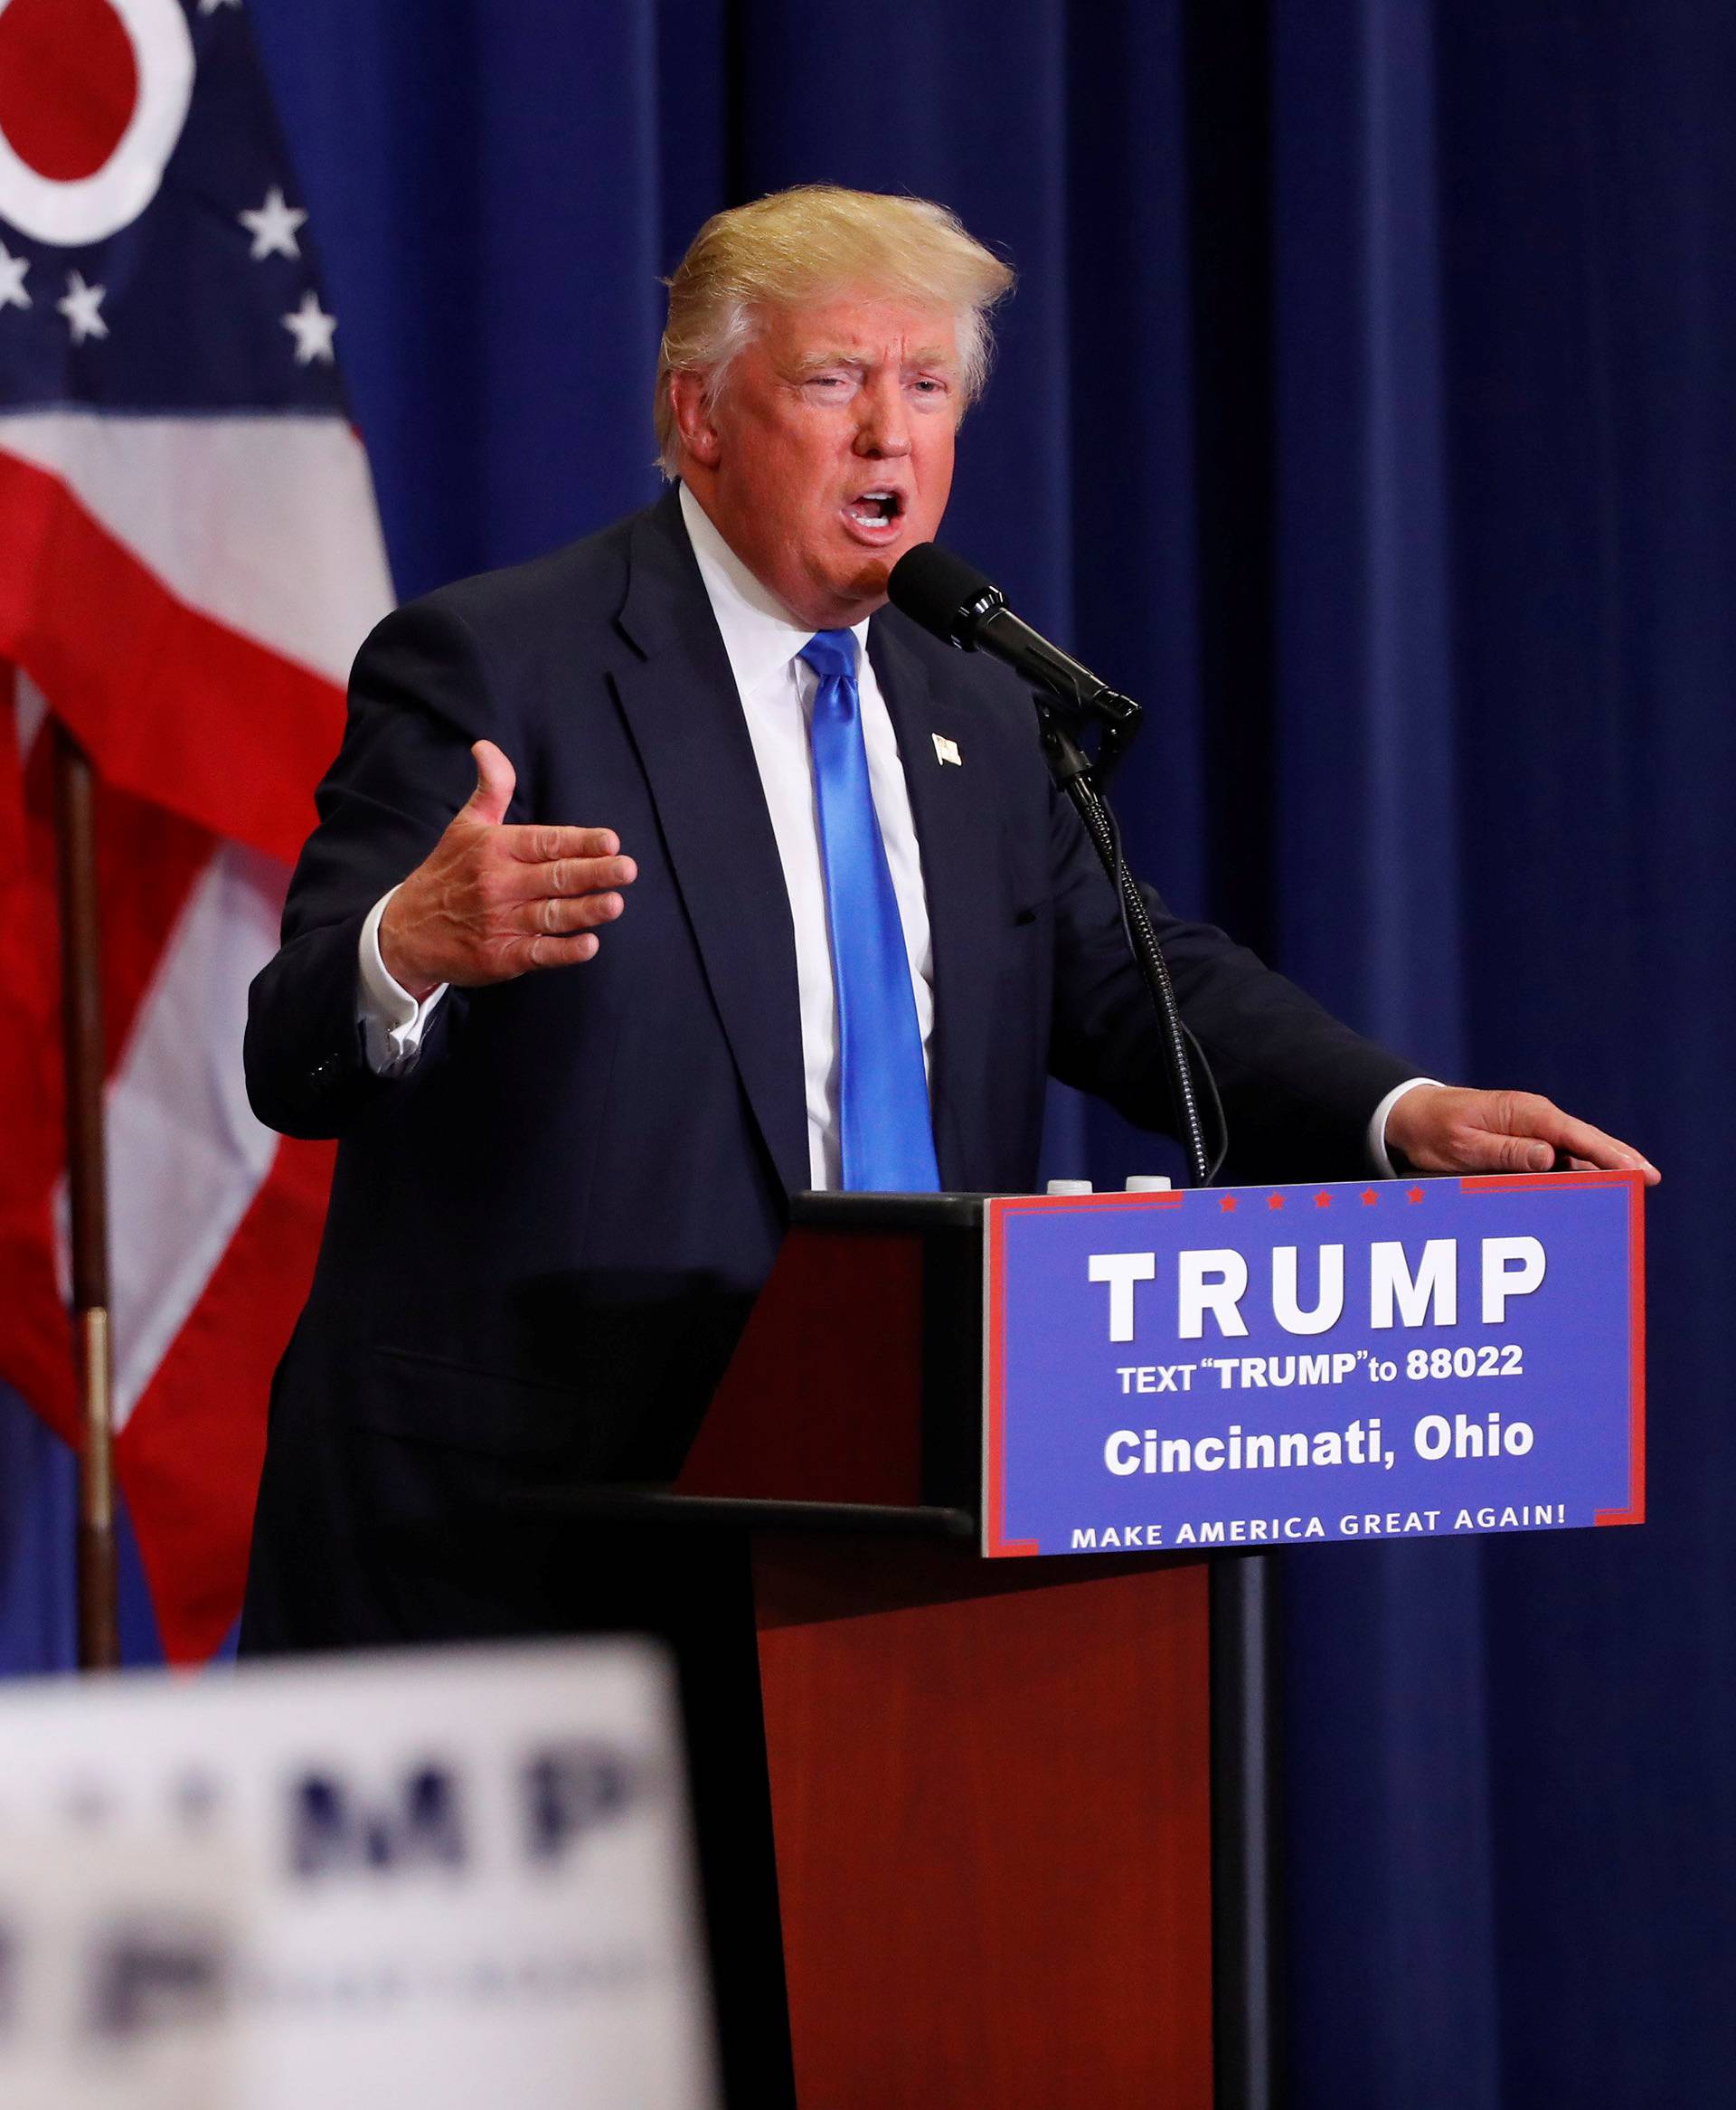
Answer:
[611,496,809,1197]
[869,615,1004,1192]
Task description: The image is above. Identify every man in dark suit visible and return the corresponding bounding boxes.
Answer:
[240,185,1654,1655]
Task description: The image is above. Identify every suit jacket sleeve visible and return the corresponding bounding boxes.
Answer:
[244,598,505,1140]
[1043,778,1418,1182]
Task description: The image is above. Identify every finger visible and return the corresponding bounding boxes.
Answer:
[461,740,516,828]
[514,890,627,937]
[487,852,636,906]
[1502,1098,1659,1180]
[533,852,637,901]
[1456,1130,1560,1175]
[512,930,603,972]
[502,822,621,865]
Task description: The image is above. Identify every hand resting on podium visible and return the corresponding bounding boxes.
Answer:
[1383,1084,1659,1183]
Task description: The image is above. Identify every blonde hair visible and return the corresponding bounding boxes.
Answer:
[655,185,1015,477]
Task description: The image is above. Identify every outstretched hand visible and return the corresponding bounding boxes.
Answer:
[378,741,636,998]
[1384,1085,1659,1184]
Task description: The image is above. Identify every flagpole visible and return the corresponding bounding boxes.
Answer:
[52,724,120,1671]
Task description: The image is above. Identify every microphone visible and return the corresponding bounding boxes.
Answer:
[889,546,1213,1183]
[887,543,1118,714]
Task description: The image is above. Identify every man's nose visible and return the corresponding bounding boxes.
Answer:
[854,381,912,458]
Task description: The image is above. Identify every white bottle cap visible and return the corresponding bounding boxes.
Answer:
[1045,1179,1094,1196]
[1125,1176,1174,1193]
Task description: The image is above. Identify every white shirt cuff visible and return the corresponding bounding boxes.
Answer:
[1367,1077,1444,1177]
[357,887,448,1076]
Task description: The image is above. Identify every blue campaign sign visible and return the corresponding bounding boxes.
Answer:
[983,1171,1645,1557]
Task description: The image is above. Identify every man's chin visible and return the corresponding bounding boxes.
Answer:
[844,554,893,602]
[788,533,936,627]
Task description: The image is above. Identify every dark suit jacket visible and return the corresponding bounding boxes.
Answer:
[239,487,1413,1651]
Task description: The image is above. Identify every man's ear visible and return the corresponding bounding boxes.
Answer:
[669,371,722,468]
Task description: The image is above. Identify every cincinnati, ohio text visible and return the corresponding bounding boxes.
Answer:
[1101,1410,1536,1477]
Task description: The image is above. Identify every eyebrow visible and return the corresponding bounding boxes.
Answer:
[788,346,958,375]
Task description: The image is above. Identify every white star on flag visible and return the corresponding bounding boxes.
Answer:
[0,241,29,312]
[58,271,108,344]
[198,0,241,13]
[239,186,307,260]
[281,289,336,365]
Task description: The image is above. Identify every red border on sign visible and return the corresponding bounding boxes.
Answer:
[1458,1169,1646,1527]
[983,1190,1184,1556]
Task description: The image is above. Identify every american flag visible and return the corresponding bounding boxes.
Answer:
[0,0,392,1660]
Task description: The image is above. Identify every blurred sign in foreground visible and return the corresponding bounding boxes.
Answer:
[0,1641,718,2109]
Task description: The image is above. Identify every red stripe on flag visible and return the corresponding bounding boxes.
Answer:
[0,1225,72,1438]
[116,1132,334,1664]
[0,451,345,864]
[0,734,71,1431]
[0,672,24,882]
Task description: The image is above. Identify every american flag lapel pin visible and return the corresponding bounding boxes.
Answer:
[931,733,962,768]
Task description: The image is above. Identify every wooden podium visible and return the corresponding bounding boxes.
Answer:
[660,1193,1236,2110]
[450,1167,1642,2105]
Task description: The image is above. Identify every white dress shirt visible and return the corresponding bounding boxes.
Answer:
[354,486,1430,1180]
[675,483,934,1187]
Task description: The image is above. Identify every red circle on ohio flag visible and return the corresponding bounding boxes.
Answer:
[0,0,139,182]
[0,0,192,246]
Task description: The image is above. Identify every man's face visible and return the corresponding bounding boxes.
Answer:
[676,293,961,630]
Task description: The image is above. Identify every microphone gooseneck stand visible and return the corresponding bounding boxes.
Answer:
[1033,675,1274,2110]
[884,539,1267,2102]
[1029,675,1274,2110]
[1028,687,1217,1190]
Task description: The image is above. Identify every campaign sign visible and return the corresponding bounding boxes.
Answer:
[984,1171,1644,1557]
[0,1641,718,2110]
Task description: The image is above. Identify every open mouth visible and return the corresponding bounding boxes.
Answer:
[844,489,904,534]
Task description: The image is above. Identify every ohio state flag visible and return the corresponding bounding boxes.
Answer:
[0,0,392,1659]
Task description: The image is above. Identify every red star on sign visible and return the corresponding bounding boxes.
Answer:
[1407,1187,1425,1204]
[1361,1188,1379,1206]
[1268,1194,1285,1211]
[1220,1196,1238,1212]
[1314,1192,1332,1208]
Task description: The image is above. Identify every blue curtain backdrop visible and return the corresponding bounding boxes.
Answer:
[5,0,1732,2098]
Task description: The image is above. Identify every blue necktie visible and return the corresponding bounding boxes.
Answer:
[799,630,939,1192]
